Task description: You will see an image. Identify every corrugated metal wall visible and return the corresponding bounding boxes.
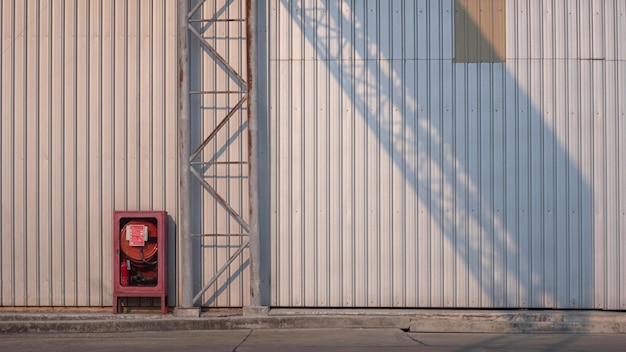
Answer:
[267,0,626,309]
[0,0,179,306]
[2,0,625,310]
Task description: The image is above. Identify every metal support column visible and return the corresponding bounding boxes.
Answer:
[177,0,264,314]
[176,0,197,315]
[245,0,264,313]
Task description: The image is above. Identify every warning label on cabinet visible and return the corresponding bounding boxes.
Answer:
[127,224,147,247]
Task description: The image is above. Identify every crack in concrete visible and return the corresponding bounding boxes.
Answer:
[232,329,254,351]
[405,332,430,346]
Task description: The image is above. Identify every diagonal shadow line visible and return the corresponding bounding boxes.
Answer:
[191,167,251,232]
[190,95,247,161]
[202,259,251,306]
[189,0,247,97]
[275,0,592,309]
[189,24,247,88]
[194,241,250,304]
[189,0,208,19]
[195,121,249,175]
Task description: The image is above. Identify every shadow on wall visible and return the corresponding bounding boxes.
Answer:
[272,0,593,309]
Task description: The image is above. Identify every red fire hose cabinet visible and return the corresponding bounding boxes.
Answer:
[113,210,168,314]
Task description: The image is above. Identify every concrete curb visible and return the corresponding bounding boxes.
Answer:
[0,316,409,334]
[408,311,626,334]
[1,310,626,334]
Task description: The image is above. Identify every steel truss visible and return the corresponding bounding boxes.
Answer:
[178,0,260,308]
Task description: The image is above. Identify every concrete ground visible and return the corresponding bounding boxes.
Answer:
[3,309,626,334]
[2,329,626,352]
[2,309,626,351]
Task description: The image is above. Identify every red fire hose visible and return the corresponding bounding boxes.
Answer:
[120,220,158,268]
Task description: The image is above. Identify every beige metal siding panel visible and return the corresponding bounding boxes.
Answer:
[597,61,611,309]
[620,61,626,309]
[24,0,37,307]
[290,58,303,307]
[465,63,480,307]
[352,58,366,307]
[580,1,593,58]
[568,60,582,308]
[584,59,596,308]
[542,1,555,58]
[152,0,165,211]
[302,2,317,60]
[416,1,428,60]
[126,0,139,210]
[605,0,615,60]
[605,60,624,310]
[327,59,342,307]
[364,58,379,307]
[552,59,568,307]
[101,0,115,308]
[592,0,605,58]
[390,59,405,308]
[89,0,107,306]
[442,0,455,60]
[338,60,353,307]
[593,62,608,309]
[303,59,316,307]
[529,59,545,308]
[38,1,52,307]
[554,0,568,58]
[492,64,507,307]
[451,64,465,307]
[275,56,290,304]
[49,1,64,306]
[0,0,8,306]
[512,0,607,60]
[1,0,16,306]
[138,0,152,210]
[113,0,128,211]
[527,2,541,58]
[540,61,556,308]
[403,61,417,307]
[269,0,626,309]
[607,0,626,60]
[567,1,580,58]
[76,0,89,307]
[63,0,79,306]
[315,59,330,307]
[14,0,27,306]
[0,0,179,307]
[276,0,290,61]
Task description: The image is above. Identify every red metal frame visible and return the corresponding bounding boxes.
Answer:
[113,210,168,314]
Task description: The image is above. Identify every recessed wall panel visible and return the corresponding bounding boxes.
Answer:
[268,0,626,309]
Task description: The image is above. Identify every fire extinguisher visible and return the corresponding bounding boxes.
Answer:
[120,260,130,286]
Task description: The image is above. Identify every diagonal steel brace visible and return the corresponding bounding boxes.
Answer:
[190,167,250,233]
